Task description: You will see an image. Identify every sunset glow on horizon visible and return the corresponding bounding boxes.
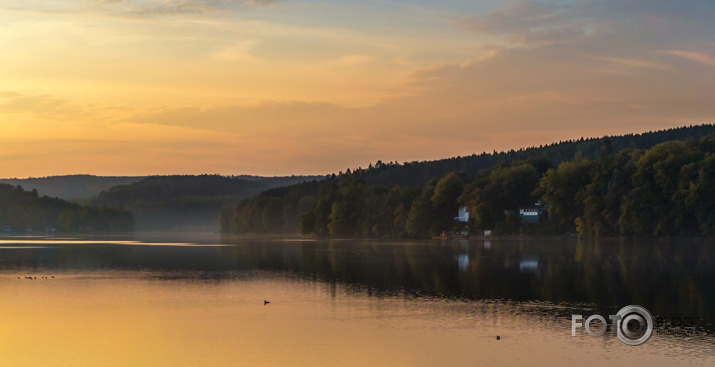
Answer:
[2,0,714,178]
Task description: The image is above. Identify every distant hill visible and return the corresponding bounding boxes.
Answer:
[93,174,322,231]
[0,175,144,200]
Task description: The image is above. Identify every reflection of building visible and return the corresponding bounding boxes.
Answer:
[457,254,469,272]
[518,201,549,224]
[519,255,540,278]
[519,259,539,273]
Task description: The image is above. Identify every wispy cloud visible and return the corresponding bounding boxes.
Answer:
[0,91,80,119]
[5,0,287,17]
[595,57,669,70]
[454,0,715,48]
[663,50,715,67]
[453,0,585,46]
[244,0,285,7]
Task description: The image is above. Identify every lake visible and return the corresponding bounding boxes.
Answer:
[0,233,713,366]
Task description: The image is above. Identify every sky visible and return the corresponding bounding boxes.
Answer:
[1,0,714,177]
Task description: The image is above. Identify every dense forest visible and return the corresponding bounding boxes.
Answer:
[221,125,715,238]
[0,184,133,233]
[94,174,321,231]
[348,124,715,187]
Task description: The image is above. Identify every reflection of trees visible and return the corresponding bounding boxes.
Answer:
[1,237,712,328]
[219,238,715,328]
[565,240,714,326]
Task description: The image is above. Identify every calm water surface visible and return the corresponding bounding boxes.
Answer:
[0,233,713,366]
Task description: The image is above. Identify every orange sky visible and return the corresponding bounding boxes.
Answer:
[1,0,714,177]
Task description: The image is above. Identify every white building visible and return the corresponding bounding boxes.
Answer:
[518,208,539,216]
[519,201,549,224]
[455,205,469,222]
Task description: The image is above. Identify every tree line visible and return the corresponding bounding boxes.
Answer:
[348,124,715,187]
[0,184,133,233]
[221,127,714,238]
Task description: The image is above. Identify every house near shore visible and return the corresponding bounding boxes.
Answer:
[455,205,469,223]
[518,201,549,224]
[454,205,469,236]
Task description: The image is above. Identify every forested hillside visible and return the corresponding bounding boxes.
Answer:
[222,125,715,238]
[349,124,715,187]
[0,184,133,233]
[94,174,320,231]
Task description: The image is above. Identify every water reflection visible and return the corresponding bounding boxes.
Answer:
[0,234,714,366]
[518,255,539,275]
[456,253,469,272]
[1,235,712,332]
